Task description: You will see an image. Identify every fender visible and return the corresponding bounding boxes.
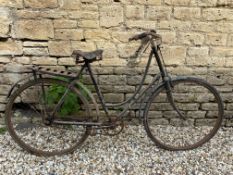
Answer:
[75,80,100,121]
[7,74,34,99]
[7,76,100,121]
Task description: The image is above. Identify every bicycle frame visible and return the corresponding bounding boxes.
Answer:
[7,38,174,127]
[63,39,172,122]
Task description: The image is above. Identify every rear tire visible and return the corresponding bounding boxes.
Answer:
[144,77,223,150]
[5,78,91,156]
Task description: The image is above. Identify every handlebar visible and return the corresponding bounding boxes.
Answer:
[128,32,148,41]
[128,30,162,45]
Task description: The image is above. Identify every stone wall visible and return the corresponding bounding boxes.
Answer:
[0,0,233,126]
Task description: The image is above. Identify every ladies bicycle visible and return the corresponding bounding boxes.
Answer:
[5,30,224,156]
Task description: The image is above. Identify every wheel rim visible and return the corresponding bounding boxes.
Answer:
[144,78,223,150]
[6,79,90,156]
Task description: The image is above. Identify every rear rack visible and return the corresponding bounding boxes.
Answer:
[31,66,78,78]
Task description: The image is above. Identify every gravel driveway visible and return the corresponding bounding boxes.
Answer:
[0,125,232,175]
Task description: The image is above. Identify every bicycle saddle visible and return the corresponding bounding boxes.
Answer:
[72,49,103,63]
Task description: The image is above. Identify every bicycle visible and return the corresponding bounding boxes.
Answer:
[5,30,224,156]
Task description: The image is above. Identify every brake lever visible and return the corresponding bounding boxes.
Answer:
[128,37,135,42]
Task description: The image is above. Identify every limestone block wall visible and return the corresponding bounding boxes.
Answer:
[0,0,233,126]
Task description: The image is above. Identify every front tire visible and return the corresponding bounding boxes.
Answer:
[144,77,223,150]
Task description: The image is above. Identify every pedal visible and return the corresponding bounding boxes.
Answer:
[109,116,118,126]
[104,118,124,136]
[89,128,102,136]
[89,128,97,136]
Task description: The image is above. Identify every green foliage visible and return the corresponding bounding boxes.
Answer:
[46,84,80,117]
[45,77,89,117]
[116,107,124,112]
[0,127,6,135]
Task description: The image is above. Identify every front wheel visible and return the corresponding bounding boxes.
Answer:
[144,77,223,151]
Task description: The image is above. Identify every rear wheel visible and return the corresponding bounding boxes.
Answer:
[5,78,91,156]
[144,77,223,150]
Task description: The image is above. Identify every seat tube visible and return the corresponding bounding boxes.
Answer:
[85,62,110,116]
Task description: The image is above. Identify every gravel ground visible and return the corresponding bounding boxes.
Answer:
[0,125,232,175]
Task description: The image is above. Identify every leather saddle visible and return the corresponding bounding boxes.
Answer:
[72,49,103,63]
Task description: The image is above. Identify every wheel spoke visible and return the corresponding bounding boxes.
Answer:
[144,78,223,150]
[5,78,90,156]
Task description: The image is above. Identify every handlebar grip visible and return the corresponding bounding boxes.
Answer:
[136,32,148,40]
[129,32,147,41]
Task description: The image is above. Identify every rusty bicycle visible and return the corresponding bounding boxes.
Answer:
[5,30,224,156]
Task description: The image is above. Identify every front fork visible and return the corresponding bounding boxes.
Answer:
[164,76,186,120]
